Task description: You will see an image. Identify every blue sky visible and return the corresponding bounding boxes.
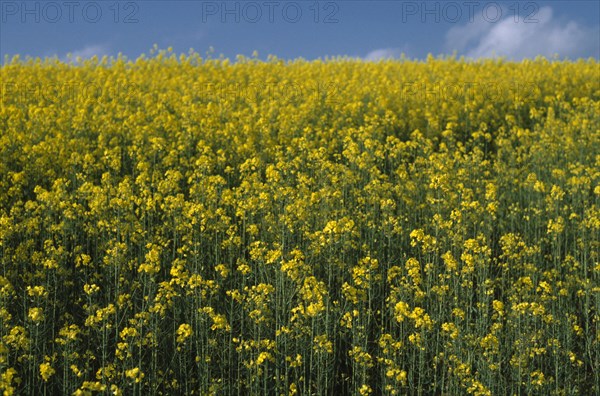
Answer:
[1,1,599,61]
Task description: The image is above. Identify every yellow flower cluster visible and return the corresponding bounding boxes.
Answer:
[0,52,598,395]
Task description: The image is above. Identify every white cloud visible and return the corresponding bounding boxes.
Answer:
[445,14,494,53]
[446,6,599,60]
[64,44,110,61]
[364,46,410,61]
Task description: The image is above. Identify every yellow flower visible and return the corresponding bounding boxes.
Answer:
[349,346,373,368]
[394,301,410,322]
[340,311,354,329]
[530,371,545,387]
[110,384,122,396]
[26,285,47,297]
[176,323,193,343]
[236,262,251,275]
[1,51,598,395]
[442,251,458,272]
[28,307,44,323]
[492,300,504,315]
[256,351,273,365]
[77,381,106,393]
[70,364,82,377]
[409,307,433,329]
[125,367,144,383]
[313,334,333,353]
[39,362,55,382]
[83,283,100,295]
[214,263,229,278]
[0,367,18,395]
[547,216,565,234]
[441,322,459,339]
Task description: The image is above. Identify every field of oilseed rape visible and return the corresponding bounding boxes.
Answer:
[0,52,599,396]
